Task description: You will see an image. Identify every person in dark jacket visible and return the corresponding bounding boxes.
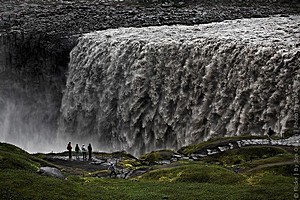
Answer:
[108,163,117,178]
[88,144,92,160]
[267,128,275,138]
[67,142,72,159]
[75,144,80,160]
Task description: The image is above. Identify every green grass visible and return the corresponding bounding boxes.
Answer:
[137,162,244,184]
[0,142,57,171]
[0,168,294,200]
[244,153,293,168]
[0,142,40,171]
[140,149,175,164]
[203,146,289,166]
[0,142,296,200]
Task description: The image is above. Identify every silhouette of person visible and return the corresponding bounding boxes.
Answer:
[267,128,275,138]
[75,144,80,160]
[81,144,87,160]
[88,144,92,160]
[233,165,240,173]
[108,163,117,178]
[67,142,72,159]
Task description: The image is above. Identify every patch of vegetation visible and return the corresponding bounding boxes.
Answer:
[283,128,296,138]
[203,146,288,166]
[0,143,59,172]
[140,149,176,165]
[242,153,293,168]
[0,168,294,200]
[0,169,81,200]
[248,163,294,177]
[119,159,142,170]
[137,162,244,184]
[0,151,38,171]
[0,142,29,156]
[0,143,40,171]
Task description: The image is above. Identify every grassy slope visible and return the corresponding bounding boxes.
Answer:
[0,168,294,200]
[0,140,295,200]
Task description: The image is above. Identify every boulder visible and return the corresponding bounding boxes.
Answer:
[218,146,229,152]
[207,149,218,155]
[37,167,65,179]
[236,141,243,147]
[158,160,171,165]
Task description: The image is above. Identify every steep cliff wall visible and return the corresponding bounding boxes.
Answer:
[61,16,300,156]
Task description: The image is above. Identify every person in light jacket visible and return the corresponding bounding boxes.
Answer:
[81,144,87,160]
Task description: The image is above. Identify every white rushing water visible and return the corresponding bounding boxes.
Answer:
[40,16,300,155]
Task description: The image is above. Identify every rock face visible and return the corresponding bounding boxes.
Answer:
[0,0,300,154]
[60,16,300,156]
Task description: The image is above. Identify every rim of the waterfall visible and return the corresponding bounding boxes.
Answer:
[1,0,300,39]
[1,0,298,6]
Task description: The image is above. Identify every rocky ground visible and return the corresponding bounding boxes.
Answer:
[41,135,298,179]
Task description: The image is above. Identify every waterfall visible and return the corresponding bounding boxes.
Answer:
[60,16,300,156]
[0,32,68,153]
[0,15,293,156]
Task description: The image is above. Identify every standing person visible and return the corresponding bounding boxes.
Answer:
[81,144,87,160]
[267,127,275,138]
[67,142,72,159]
[88,144,92,160]
[108,163,117,178]
[75,144,80,160]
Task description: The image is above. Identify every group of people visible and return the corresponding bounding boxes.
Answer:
[67,142,92,160]
[67,142,118,178]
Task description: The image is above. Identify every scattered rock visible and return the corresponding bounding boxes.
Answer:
[236,141,242,148]
[218,146,229,152]
[180,156,190,160]
[207,149,218,155]
[173,154,182,159]
[191,156,199,161]
[158,160,171,165]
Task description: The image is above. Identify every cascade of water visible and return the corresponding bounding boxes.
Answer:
[60,16,300,156]
[0,32,67,153]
